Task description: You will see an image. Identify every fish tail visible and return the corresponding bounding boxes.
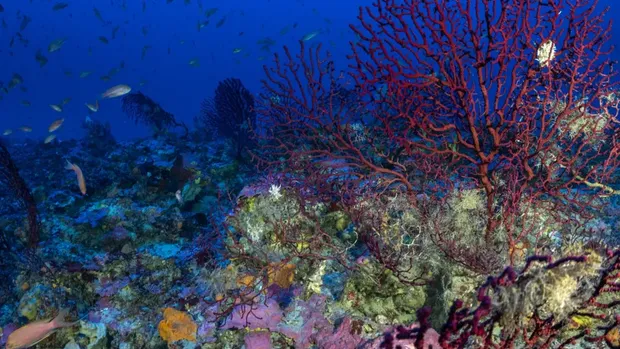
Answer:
[52,309,77,328]
[65,160,74,170]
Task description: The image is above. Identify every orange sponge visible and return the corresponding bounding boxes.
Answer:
[158,308,197,343]
[268,262,295,288]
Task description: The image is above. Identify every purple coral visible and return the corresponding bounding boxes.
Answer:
[314,317,364,349]
[218,294,366,349]
[221,298,283,331]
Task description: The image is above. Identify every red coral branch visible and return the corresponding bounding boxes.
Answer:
[348,0,619,244]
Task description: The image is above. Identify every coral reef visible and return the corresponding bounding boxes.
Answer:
[0,118,617,349]
[1,0,619,348]
[379,249,620,348]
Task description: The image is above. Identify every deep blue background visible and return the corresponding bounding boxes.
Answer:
[1,0,618,141]
[0,0,367,140]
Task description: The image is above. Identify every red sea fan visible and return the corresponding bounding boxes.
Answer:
[347,0,620,251]
[258,0,620,273]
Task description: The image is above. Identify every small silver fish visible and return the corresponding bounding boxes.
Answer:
[175,190,183,205]
[302,30,321,41]
[101,84,131,98]
[48,38,67,52]
[85,100,99,112]
[48,118,64,132]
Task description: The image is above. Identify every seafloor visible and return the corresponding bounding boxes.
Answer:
[0,122,619,349]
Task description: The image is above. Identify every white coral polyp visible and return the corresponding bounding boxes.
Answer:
[537,40,556,67]
[269,184,283,200]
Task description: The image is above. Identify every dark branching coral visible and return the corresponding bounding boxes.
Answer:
[381,250,620,348]
[0,141,39,248]
[198,78,256,159]
[81,118,116,156]
[122,91,188,136]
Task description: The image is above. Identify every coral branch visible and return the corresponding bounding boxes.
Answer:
[199,78,256,159]
[379,249,620,348]
[258,0,619,273]
[121,91,188,136]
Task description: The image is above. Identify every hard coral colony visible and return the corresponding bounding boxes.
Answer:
[0,0,619,348]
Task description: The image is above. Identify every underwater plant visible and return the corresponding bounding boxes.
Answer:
[121,91,188,136]
[257,0,620,273]
[198,78,256,159]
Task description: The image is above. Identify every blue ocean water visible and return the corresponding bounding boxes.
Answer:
[1,0,368,140]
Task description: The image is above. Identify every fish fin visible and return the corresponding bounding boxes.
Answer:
[28,330,57,347]
[65,159,74,170]
[52,308,78,328]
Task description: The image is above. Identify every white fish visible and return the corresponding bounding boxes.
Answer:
[48,38,67,53]
[85,100,99,112]
[44,134,56,144]
[49,104,63,112]
[175,190,184,205]
[101,84,131,99]
[302,30,321,41]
